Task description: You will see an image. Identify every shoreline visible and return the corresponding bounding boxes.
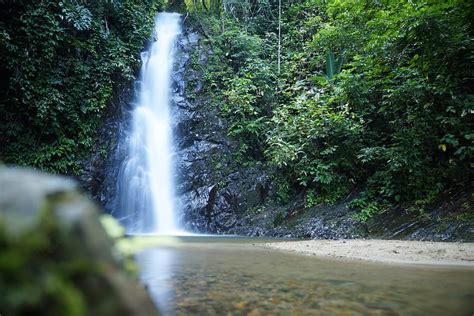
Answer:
[257,239,474,267]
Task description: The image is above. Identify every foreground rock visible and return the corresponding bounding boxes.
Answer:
[258,239,474,266]
[0,167,159,316]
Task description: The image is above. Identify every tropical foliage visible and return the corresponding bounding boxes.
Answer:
[194,0,473,214]
[0,0,162,174]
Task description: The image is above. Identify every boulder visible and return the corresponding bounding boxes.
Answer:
[0,167,159,316]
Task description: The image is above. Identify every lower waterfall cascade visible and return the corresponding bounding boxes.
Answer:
[113,12,183,235]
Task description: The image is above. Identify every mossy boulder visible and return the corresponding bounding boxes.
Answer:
[0,167,159,316]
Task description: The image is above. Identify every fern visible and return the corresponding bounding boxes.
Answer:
[60,1,92,31]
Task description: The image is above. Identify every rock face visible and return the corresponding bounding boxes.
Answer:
[0,167,159,316]
[367,189,474,241]
[79,80,136,207]
[171,20,270,234]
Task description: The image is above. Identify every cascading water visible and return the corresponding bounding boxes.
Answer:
[114,13,182,234]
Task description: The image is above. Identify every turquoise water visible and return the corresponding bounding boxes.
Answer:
[136,237,474,315]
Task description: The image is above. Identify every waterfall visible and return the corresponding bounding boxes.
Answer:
[114,13,182,234]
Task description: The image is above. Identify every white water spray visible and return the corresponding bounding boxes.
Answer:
[115,13,182,234]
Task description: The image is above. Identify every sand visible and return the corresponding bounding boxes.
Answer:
[258,239,474,266]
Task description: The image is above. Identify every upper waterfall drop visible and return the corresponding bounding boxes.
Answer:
[114,12,183,235]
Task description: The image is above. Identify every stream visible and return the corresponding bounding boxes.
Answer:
[136,237,474,315]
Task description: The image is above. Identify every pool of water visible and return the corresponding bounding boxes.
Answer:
[136,237,474,315]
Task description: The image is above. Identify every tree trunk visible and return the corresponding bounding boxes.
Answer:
[278,0,281,74]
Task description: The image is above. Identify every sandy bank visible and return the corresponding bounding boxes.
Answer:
[258,239,474,266]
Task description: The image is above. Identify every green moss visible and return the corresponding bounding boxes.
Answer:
[0,207,89,316]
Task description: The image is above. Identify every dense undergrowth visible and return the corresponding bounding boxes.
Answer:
[0,0,163,174]
[191,0,473,218]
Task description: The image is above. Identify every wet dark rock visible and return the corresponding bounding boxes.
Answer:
[187,32,199,45]
[367,189,474,241]
[170,22,272,234]
[224,192,369,239]
[79,78,136,210]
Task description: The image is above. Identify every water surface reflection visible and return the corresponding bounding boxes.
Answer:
[138,248,180,314]
[136,237,474,315]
